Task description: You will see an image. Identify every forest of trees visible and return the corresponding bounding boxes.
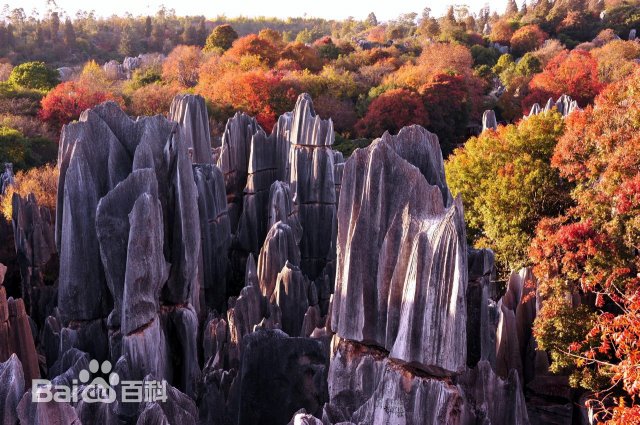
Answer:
[2,0,640,422]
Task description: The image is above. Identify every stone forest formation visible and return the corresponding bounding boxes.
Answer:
[0,92,584,425]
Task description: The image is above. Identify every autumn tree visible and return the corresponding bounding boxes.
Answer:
[1,164,58,221]
[162,45,203,88]
[490,19,516,45]
[129,82,180,116]
[591,40,640,84]
[524,49,603,110]
[280,42,323,72]
[204,24,238,52]
[39,81,124,131]
[531,70,640,423]
[355,88,428,138]
[420,73,476,155]
[510,25,548,57]
[446,111,569,272]
[225,34,279,66]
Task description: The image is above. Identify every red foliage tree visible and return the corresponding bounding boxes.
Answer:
[39,81,124,131]
[531,70,640,424]
[524,49,604,110]
[510,25,548,56]
[280,42,323,72]
[225,34,279,66]
[355,88,428,138]
[420,73,475,155]
[197,69,294,132]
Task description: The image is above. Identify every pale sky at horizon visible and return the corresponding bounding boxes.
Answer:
[1,0,505,22]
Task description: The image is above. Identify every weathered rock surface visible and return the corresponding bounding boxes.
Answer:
[482,109,498,132]
[237,329,328,425]
[169,94,213,164]
[458,360,530,425]
[193,164,231,313]
[328,338,463,425]
[287,94,336,280]
[217,112,261,232]
[331,132,467,376]
[11,193,57,324]
[0,294,39,387]
[257,222,301,299]
[271,262,310,337]
[0,354,24,425]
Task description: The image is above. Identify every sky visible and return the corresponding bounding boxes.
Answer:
[1,0,505,22]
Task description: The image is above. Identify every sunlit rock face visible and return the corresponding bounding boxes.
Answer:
[331,128,468,376]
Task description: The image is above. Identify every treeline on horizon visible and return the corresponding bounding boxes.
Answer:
[0,0,639,66]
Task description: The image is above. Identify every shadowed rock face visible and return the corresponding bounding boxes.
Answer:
[11,193,57,324]
[0,291,39,387]
[237,329,328,425]
[169,94,213,164]
[287,94,336,280]
[217,112,262,232]
[194,164,231,313]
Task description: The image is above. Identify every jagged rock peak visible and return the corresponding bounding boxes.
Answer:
[332,132,467,376]
[169,94,213,164]
[378,125,453,207]
[289,93,334,147]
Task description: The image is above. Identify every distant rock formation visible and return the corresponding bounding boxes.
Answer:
[482,109,498,131]
[1,163,14,195]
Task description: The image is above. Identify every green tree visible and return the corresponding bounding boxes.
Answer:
[366,12,378,27]
[204,24,238,52]
[63,18,75,47]
[445,111,570,272]
[8,61,58,90]
[119,25,137,57]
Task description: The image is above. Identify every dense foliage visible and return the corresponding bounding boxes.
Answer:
[531,70,640,422]
[446,111,569,272]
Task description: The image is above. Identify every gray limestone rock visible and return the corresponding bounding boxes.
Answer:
[458,360,530,425]
[271,262,310,337]
[237,328,328,425]
[11,193,56,321]
[287,94,336,280]
[331,134,467,376]
[482,110,498,132]
[136,375,198,425]
[257,222,301,299]
[328,338,464,425]
[193,164,231,313]
[0,354,24,425]
[217,112,261,232]
[96,169,167,332]
[169,94,213,164]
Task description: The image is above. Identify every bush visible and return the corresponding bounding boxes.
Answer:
[8,62,59,91]
[0,127,57,171]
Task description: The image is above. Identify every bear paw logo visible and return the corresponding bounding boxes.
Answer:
[79,359,119,403]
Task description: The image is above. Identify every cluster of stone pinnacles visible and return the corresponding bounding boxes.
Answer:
[1,92,575,425]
